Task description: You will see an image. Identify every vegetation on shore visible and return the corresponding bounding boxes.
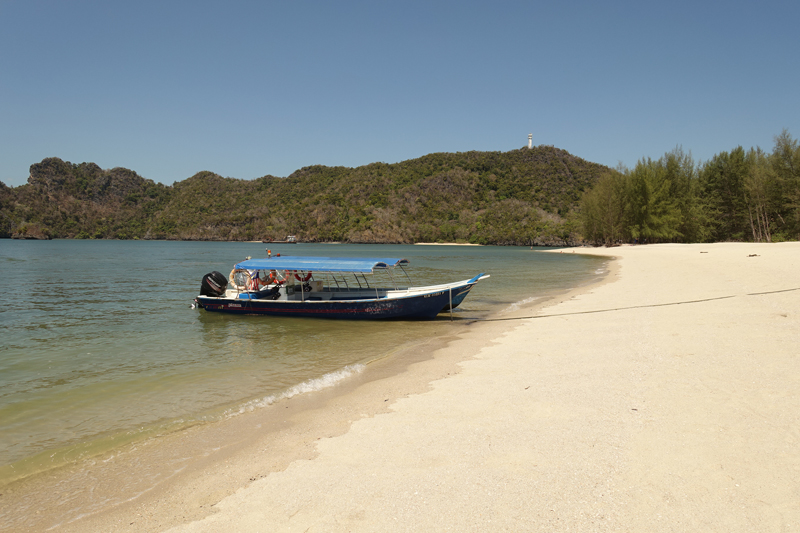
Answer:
[0,147,606,245]
[580,130,800,244]
[3,131,798,246]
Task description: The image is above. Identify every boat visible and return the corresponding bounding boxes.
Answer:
[195,256,489,319]
[263,235,298,244]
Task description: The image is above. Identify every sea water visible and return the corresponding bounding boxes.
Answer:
[0,240,608,485]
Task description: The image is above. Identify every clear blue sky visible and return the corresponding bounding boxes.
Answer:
[1,0,797,188]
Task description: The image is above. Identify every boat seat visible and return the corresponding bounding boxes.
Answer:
[238,289,278,300]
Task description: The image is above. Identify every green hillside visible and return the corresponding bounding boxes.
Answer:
[1,147,608,245]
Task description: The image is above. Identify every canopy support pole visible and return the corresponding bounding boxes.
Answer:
[449,286,453,321]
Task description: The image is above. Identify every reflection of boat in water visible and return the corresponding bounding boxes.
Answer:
[195,256,489,319]
[263,235,297,244]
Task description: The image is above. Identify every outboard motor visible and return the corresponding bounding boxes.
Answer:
[200,271,228,297]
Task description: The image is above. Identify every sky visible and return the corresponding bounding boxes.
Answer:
[1,0,798,188]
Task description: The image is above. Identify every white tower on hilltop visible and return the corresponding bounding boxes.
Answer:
[528,133,533,149]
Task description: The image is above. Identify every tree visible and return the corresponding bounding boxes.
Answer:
[580,170,627,245]
[661,147,711,242]
[770,129,800,238]
[625,158,683,242]
[743,148,775,242]
[700,147,749,241]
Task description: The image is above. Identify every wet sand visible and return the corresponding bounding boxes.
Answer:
[7,243,800,531]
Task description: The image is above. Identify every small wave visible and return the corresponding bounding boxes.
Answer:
[226,364,366,417]
[502,296,541,314]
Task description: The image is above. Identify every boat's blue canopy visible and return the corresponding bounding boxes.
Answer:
[234,256,409,273]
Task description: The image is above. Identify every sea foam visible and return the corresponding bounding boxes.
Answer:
[227,364,366,417]
[502,296,541,314]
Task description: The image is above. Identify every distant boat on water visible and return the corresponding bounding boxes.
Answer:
[263,235,298,244]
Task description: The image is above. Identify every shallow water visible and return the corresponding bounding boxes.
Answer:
[0,240,607,484]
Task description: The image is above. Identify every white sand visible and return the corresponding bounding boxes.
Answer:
[158,243,800,532]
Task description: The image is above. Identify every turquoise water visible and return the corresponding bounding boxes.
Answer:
[0,240,607,483]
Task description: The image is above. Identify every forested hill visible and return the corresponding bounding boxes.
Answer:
[1,147,609,245]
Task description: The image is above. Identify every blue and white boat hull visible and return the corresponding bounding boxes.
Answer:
[196,276,487,320]
[196,256,488,320]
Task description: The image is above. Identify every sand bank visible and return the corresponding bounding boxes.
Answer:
[10,243,800,531]
[163,243,799,532]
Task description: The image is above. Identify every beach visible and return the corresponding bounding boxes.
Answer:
[14,242,800,531]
